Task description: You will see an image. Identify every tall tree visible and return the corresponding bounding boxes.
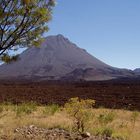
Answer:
[0,0,55,62]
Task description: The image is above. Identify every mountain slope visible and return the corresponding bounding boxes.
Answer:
[0,34,135,81]
[134,68,140,75]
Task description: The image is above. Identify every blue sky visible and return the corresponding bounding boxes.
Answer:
[47,0,140,70]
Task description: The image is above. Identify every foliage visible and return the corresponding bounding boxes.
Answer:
[97,110,115,125]
[0,53,19,63]
[64,97,95,133]
[95,127,113,137]
[43,104,60,116]
[0,0,55,61]
[13,102,37,116]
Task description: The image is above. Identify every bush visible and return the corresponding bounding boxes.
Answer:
[98,111,115,125]
[14,102,37,116]
[96,127,113,137]
[43,104,60,116]
[64,97,95,133]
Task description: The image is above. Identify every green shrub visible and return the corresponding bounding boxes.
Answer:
[43,104,60,116]
[14,102,37,116]
[98,111,115,125]
[96,127,113,137]
[64,97,95,133]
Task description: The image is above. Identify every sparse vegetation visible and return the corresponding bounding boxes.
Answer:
[0,98,139,140]
[64,97,95,133]
[97,110,116,125]
[130,111,139,128]
[43,104,60,116]
[95,127,113,137]
[13,102,37,116]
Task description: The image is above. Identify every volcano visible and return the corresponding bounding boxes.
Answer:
[0,34,134,81]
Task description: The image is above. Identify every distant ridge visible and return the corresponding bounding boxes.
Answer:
[134,68,140,75]
[0,34,135,82]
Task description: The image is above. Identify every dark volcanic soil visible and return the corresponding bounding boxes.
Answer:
[0,80,140,110]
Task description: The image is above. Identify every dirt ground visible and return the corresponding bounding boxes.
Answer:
[0,80,140,110]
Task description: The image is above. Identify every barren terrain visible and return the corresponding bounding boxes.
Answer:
[0,80,140,110]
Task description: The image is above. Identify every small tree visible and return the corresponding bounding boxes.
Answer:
[0,0,55,61]
[64,97,95,133]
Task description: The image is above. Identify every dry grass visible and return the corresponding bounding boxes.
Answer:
[0,104,139,140]
[89,108,140,140]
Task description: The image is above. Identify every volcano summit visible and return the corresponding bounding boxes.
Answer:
[0,35,134,81]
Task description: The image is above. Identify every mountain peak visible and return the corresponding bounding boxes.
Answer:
[57,34,65,37]
[0,34,134,81]
[42,34,76,50]
[46,34,67,40]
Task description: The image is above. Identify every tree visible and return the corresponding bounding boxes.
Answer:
[0,0,55,62]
